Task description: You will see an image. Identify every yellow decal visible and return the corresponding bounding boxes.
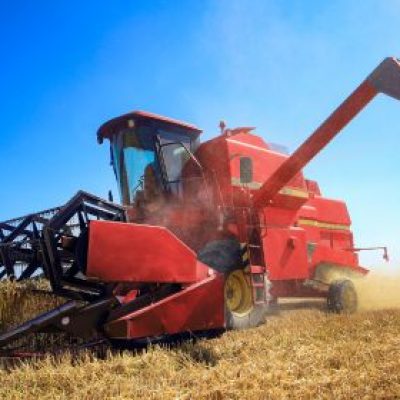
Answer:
[231,177,262,189]
[231,178,309,199]
[278,187,309,199]
[298,218,350,231]
[240,243,250,266]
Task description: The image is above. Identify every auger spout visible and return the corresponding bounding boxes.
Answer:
[253,57,400,208]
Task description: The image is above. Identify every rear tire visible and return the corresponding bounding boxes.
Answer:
[327,279,358,314]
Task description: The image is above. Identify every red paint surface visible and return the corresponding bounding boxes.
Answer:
[106,275,225,340]
[87,220,208,283]
[299,197,351,225]
[264,227,309,280]
[98,110,201,141]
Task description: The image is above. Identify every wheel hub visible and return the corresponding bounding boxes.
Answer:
[224,270,254,317]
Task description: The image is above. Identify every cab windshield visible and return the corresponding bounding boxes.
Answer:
[111,125,193,204]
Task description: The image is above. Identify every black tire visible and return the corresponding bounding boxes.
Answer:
[198,239,242,273]
[198,239,270,329]
[327,279,358,314]
[224,270,270,330]
[225,303,268,330]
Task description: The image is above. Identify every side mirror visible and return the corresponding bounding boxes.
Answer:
[240,157,253,184]
[108,190,114,202]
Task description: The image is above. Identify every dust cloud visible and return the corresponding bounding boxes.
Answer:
[355,270,400,311]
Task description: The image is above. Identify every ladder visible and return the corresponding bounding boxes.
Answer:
[241,207,268,305]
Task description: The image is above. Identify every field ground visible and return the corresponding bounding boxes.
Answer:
[1,286,400,400]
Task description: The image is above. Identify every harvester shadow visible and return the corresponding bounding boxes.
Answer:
[175,341,219,367]
[109,329,223,367]
[271,298,327,314]
[0,329,224,370]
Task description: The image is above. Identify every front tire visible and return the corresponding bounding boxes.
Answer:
[224,270,268,330]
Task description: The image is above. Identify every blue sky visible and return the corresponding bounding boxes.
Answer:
[1,0,399,269]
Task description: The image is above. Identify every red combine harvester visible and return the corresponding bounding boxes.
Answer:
[0,57,399,350]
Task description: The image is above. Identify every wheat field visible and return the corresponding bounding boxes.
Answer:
[1,280,400,399]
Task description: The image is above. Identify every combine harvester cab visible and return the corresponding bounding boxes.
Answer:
[1,57,400,354]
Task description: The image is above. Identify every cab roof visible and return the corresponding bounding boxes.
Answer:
[97,110,202,143]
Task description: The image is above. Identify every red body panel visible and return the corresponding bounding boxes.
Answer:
[105,275,225,340]
[264,227,309,280]
[311,246,359,272]
[226,134,307,192]
[87,220,208,283]
[299,197,351,225]
[193,131,365,290]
